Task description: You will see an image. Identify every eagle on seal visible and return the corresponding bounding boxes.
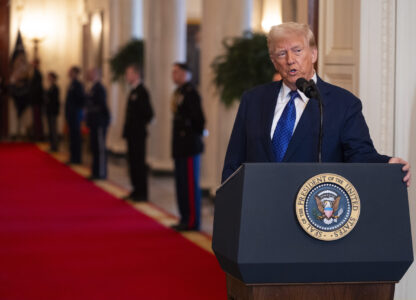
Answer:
[315,190,342,225]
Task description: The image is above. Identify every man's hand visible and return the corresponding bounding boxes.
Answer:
[389,157,411,187]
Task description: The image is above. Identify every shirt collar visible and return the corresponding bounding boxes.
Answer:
[131,80,141,90]
[279,72,317,103]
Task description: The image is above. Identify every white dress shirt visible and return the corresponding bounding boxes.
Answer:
[270,73,317,139]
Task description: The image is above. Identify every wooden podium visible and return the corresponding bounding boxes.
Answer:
[226,274,395,300]
[212,163,413,300]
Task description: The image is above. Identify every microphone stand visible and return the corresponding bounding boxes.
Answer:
[295,78,323,163]
[309,81,323,163]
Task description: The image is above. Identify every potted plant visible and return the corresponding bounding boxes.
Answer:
[109,39,144,81]
[211,32,275,107]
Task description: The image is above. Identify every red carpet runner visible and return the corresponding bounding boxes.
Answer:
[0,143,226,299]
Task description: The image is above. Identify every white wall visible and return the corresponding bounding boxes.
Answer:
[342,0,415,298]
[393,0,416,298]
[144,0,186,171]
[318,0,360,96]
[358,1,416,297]
[200,0,253,191]
[359,0,395,156]
[131,0,144,39]
[186,0,202,21]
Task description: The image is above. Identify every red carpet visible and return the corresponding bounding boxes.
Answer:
[0,143,226,299]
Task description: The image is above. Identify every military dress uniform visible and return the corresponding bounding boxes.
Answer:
[45,83,60,151]
[172,82,205,230]
[65,79,85,164]
[123,83,154,201]
[86,82,110,179]
[30,68,44,141]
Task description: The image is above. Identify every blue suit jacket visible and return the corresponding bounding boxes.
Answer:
[222,77,390,182]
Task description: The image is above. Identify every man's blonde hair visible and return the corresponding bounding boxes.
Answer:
[268,22,316,56]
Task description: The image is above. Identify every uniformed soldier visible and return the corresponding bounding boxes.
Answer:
[123,64,154,201]
[30,59,44,141]
[45,72,60,152]
[170,62,205,231]
[85,68,110,180]
[65,66,85,164]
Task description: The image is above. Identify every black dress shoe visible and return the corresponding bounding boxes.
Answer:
[170,223,198,232]
[122,191,136,199]
[122,193,147,202]
[130,196,147,202]
[87,176,106,181]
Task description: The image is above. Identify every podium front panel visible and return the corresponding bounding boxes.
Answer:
[213,163,413,283]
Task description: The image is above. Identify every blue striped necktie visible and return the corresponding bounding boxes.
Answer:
[272,90,299,162]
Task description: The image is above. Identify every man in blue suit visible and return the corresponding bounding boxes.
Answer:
[222,22,410,186]
[65,66,85,164]
[85,68,110,180]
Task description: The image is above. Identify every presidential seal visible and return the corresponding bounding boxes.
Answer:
[295,173,360,241]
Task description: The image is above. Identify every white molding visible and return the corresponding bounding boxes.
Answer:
[200,0,253,190]
[144,0,186,176]
[319,0,360,96]
[379,0,396,156]
[322,65,355,93]
[359,0,395,156]
[394,1,416,298]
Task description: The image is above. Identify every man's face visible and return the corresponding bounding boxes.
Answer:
[86,69,94,82]
[125,67,139,85]
[172,65,185,85]
[270,33,317,90]
[47,74,54,85]
[68,69,76,79]
[32,60,40,69]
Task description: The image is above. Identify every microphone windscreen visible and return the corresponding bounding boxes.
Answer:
[296,78,309,93]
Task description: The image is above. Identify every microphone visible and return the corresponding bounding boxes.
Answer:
[295,77,323,163]
[296,78,318,98]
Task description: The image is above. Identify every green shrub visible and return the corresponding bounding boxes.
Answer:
[211,32,275,107]
[109,39,144,81]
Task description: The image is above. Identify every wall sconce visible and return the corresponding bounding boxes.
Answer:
[20,14,48,60]
[90,12,102,38]
[261,0,282,32]
[89,11,104,69]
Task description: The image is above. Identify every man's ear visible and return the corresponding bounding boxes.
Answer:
[311,47,318,64]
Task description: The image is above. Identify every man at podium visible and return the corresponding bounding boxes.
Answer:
[222,22,410,186]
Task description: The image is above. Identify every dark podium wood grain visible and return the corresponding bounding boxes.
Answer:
[226,274,395,300]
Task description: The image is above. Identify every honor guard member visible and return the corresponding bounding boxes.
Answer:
[123,64,154,202]
[45,72,60,152]
[170,62,205,231]
[86,68,110,180]
[30,59,44,141]
[65,66,85,164]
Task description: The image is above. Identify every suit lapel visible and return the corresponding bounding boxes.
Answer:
[282,76,329,162]
[315,76,331,103]
[282,98,318,161]
[262,81,282,162]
